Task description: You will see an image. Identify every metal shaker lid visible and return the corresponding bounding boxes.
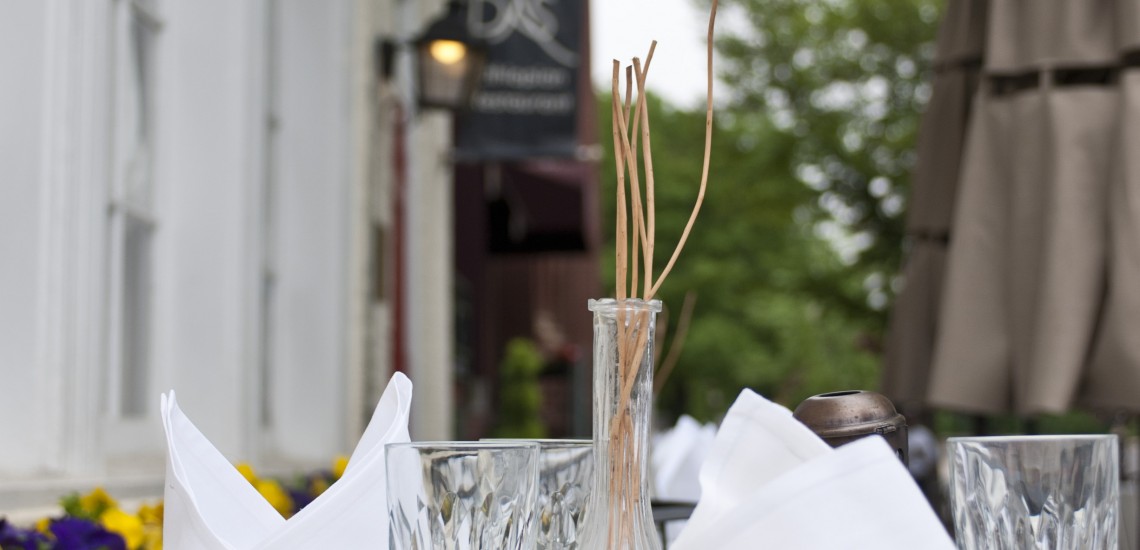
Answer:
[792,390,906,439]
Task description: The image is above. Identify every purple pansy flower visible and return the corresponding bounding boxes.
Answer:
[0,518,51,550]
[49,517,126,550]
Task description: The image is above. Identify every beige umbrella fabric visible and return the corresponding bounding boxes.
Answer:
[928,83,1114,415]
[886,0,1138,415]
[921,89,1014,413]
[882,241,947,413]
[881,0,984,412]
[1085,71,1140,410]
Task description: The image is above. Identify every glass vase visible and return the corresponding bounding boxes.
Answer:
[580,298,663,550]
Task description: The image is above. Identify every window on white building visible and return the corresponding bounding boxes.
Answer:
[108,0,162,423]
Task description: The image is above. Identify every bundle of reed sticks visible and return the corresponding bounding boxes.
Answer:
[602,0,717,546]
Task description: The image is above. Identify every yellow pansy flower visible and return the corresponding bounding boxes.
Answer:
[34,517,51,535]
[137,502,164,550]
[237,462,294,516]
[138,502,163,526]
[142,529,163,550]
[79,486,118,517]
[236,463,258,484]
[332,455,349,480]
[101,507,144,549]
[255,479,294,518]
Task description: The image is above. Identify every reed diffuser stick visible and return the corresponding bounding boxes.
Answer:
[647,0,717,299]
[600,1,717,546]
[611,62,628,303]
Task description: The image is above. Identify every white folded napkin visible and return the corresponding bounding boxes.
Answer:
[161,373,413,549]
[652,415,717,544]
[671,389,954,550]
[653,415,716,502]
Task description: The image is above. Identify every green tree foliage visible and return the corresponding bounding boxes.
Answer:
[494,338,548,438]
[716,0,941,308]
[597,0,940,421]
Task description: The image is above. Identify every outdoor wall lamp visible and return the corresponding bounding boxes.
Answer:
[415,0,486,110]
[411,0,487,111]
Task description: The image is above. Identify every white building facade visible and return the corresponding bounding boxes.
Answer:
[0,0,455,509]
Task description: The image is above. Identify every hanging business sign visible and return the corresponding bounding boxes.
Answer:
[455,0,581,161]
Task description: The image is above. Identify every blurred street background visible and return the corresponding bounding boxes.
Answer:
[5,2,1139,540]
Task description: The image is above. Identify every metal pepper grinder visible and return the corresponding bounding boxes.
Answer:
[792,390,908,467]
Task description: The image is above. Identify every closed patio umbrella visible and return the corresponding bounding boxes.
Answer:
[1084,68,1140,411]
[886,0,1140,415]
[882,0,985,414]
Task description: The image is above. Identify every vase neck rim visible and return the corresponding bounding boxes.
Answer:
[588,298,662,313]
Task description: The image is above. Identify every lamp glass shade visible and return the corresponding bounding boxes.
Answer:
[418,40,475,109]
[414,1,485,110]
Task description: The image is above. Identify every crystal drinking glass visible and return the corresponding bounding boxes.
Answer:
[483,439,594,549]
[948,434,1119,549]
[386,441,540,550]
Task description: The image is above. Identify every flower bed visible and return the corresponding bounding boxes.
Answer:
[0,457,347,550]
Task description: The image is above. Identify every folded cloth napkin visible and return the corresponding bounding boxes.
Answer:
[161,373,413,549]
[671,389,954,550]
[652,415,717,545]
[653,415,716,502]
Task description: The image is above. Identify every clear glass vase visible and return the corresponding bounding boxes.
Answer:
[580,298,663,550]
